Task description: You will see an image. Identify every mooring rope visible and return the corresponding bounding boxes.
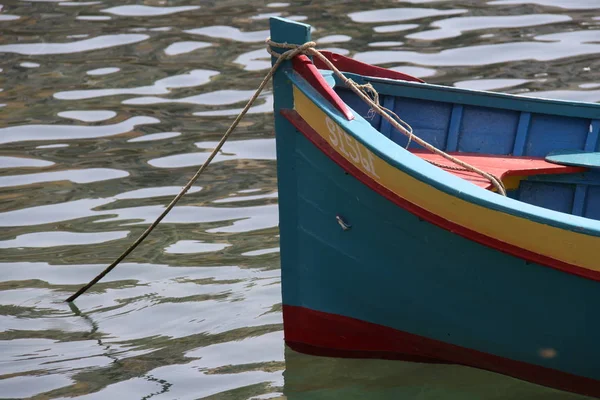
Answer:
[65,39,505,302]
[65,40,317,303]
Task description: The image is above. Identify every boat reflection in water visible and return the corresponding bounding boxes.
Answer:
[282,347,589,400]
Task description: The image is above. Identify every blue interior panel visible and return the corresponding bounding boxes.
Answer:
[584,186,600,220]
[457,106,519,155]
[518,182,575,214]
[391,98,452,150]
[525,114,589,157]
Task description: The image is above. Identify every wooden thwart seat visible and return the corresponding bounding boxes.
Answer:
[546,150,600,169]
[411,150,588,190]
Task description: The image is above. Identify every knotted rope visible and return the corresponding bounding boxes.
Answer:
[266,39,506,195]
[65,38,505,303]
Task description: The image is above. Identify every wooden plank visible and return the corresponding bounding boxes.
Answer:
[572,120,599,216]
[584,119,600,151]
[445,104,463,152]
[512,111,531,156]
[546,150,600,168]
[379,95,395,139]
[525,172,600,186]
[572,186,587,217]
[412,150,587,190]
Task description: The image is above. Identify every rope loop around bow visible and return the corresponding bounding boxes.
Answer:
[266,38,506,196]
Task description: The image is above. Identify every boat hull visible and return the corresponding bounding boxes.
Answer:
[276,111,600,397]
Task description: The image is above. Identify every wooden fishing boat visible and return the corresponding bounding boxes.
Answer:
[269,17,600,397]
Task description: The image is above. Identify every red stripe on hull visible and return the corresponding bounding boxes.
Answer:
[283,305,600,398]
[280,109,600,282]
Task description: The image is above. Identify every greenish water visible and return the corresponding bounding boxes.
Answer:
[0,0,598,398]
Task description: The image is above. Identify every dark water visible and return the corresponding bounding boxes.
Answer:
[0,0,598,399]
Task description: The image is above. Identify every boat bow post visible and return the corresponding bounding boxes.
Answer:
[269,18,311,334]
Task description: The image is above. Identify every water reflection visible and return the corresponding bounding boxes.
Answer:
[100,5,201,17]
[164,240,231,254]
[127,131,181,142]
[54,69,218,100]
[406,14,571,40]
[354,37,600,67]
[0,117,159,144]
[373,23,420,33]
[0,0,598,398]
[57,110,117,122]
[76,16,111,21]
[0,34,149,55]
[164,41,211,56]
[123,89,256,106]
[454,78,532,90]
[0,231,129,249]
[86,67,120,76]
[0,168,128,187]
[148,138,276,168]
[184,26,270,42]
[348,7,467,23]
[59,2,103,6]
[0,7,19,21]
[488,0,600,9]
[0,156,54,168]
[19,61,41,68]
[283,348,588,399]
[317,34,352,44]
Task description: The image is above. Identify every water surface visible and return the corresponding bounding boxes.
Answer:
[1,0,598,399]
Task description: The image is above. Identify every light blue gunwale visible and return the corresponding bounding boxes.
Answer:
[286,70,600,238]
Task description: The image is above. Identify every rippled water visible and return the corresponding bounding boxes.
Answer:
[0,1,598,399]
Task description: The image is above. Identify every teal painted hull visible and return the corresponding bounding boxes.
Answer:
[277,121,600,393]
[269,16,600,397]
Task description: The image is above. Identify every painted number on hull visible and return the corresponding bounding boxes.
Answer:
[325,116,379,178]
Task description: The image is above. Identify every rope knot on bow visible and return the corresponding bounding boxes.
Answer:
[266,39,317,60]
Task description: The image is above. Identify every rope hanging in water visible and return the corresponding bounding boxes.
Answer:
[65,40,317,302]
[65,39,505,303]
